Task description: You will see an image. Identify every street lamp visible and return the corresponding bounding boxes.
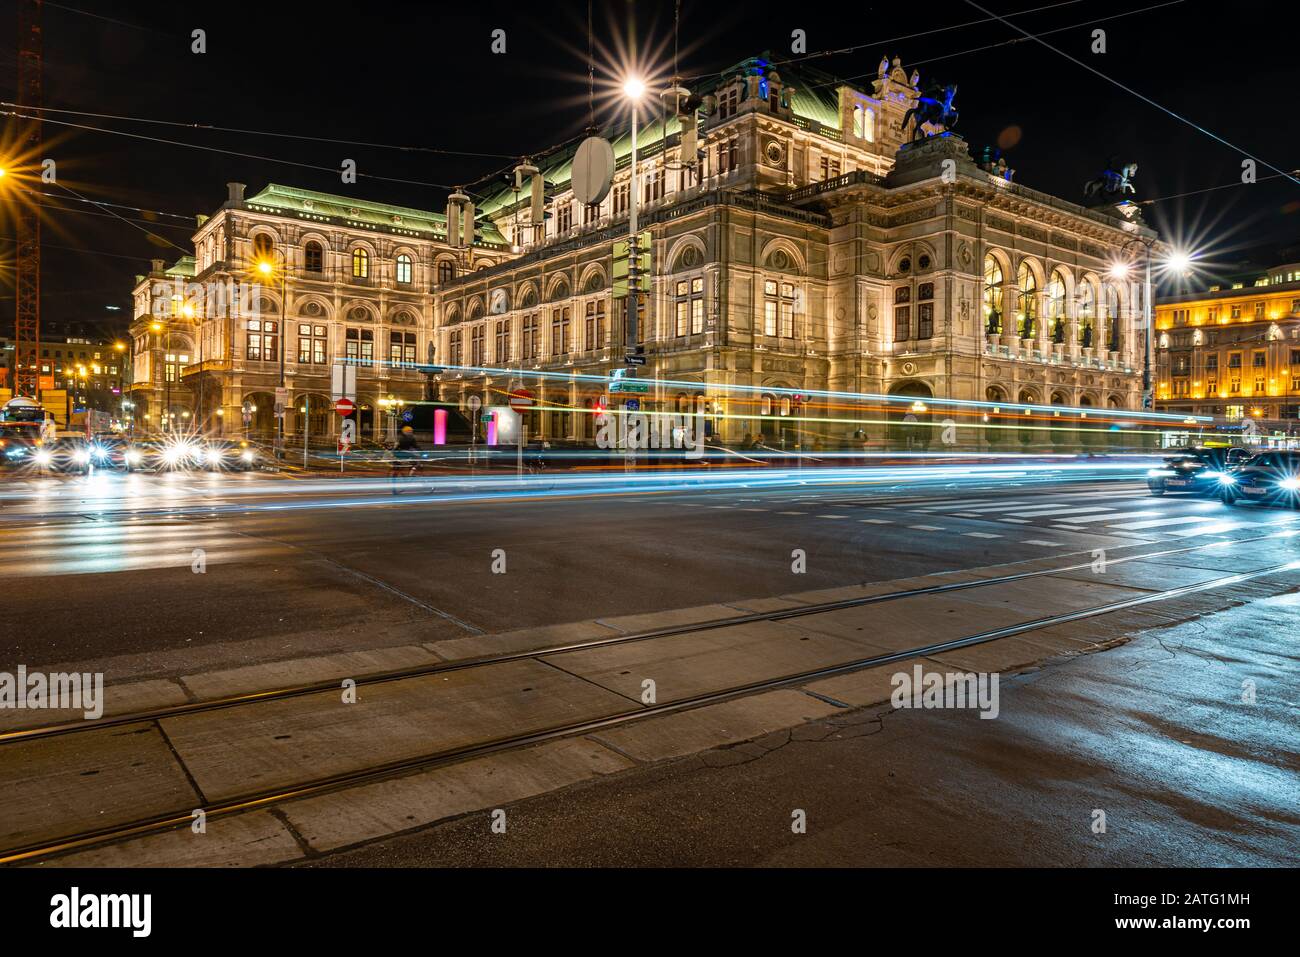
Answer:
[255,253,290,456]
[623,75,647,472]
[1112,239,1196,411]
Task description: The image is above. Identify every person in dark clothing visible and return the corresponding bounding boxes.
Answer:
[390,426,421,492]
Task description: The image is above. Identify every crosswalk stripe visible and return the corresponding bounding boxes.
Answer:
[1002,505,1117,518]
[909,525,944,531]
[1052,509,1164,524]
[912,500,1030,512]
[1107,516,1221,530]
[1023,539,1065,547]
[860,518,892,524]
[1167,521,1251,538]
[776,511,807,515]
[999,518,1031,524]
[964,532,1001,539]
[816,514,850,519]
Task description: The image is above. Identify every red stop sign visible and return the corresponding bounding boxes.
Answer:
[335,398,355,416]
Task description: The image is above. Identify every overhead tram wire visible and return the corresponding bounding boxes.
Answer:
[770,0,1086,68]
[11,187,196,221]
[0,103,520,160]
[799,0,1187,92]
[962,0,1300,190]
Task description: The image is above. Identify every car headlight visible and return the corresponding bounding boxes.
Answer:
[1280,476,1300,492]
[206,449,224,465]
[162,445,184,466]
[240,450,255,462]
[34,449,52,466]
[1217,473,1237,485]
[91,445,109,460]
[1147,468,1172,478]
[74,449,91,465]
[1201,470,1224,480]
[125,450,142,465]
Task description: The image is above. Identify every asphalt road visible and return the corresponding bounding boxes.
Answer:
[2,467,1297,689]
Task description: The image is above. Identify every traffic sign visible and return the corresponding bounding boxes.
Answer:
[625,399,640,411]
[334,397,355,417]
[508,388,535,411]
[624,354,647,365]
[467,395,482,411]
[274,387,289,415]
[339,418,356,449]
[610,381,649,394]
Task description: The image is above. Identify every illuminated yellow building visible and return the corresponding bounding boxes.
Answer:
[1154,261,1300,428]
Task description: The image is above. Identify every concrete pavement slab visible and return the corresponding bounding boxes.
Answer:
[429,619,623,661]
[180,644,440,700]
[0,678,189,733]
[590,690,840,763]
[1048,559,1229,592]
[594,603,746,634]
[0,723,200,849]
[545,620,875,702]
[31,810,303,868]
[803,658,948,707]
[158,658,632,802]
[282,738,632,852]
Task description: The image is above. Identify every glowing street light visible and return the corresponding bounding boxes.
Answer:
[622,76,646,100]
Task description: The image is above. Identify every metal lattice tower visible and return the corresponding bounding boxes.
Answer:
[14,0,42,398]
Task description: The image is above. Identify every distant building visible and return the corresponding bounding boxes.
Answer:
[1154,260,1300,430]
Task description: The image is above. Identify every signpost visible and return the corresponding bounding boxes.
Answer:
[338,417,355,473]
[624,354,647,366]
[334,397,355,417]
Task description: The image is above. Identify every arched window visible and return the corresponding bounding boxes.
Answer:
[1017,262,1038,339]
[395,254,412,285]
[436,260,456,285]
[352,248,369,279]
[1103,284,1120,351]
[1047,269,1067,343]
[252,233,274,262]
[1078,280,1096,347]
[304,241,324,273]
[983,255,1004,334]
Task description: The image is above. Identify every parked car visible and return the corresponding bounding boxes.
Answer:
[1147,446,1250,496]
[1219,450,1300,507]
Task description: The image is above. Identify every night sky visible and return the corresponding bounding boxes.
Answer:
[1,0,1297,341]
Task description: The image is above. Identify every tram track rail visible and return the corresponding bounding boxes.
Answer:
[2,532,1296,866]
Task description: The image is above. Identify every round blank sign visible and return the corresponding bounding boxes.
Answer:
[571,136,615,206]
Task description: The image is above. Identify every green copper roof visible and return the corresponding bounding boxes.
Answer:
[165,256,196,277]
[245,184,508,246]
[477,59,862,216]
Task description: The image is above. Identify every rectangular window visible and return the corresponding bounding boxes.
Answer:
[495,320,511,362]
[763,279,796,337]
[448,331,462,365]
[583,203,600,225]
[345,327,373,362]
[470,327,484,366]
[674,278,705,337]
[390,331,416,368]
[584,300,606,350]
[894,306,911,341]
[819,156,841,180]
[521,314,539,360]
[613,182,630,217]
[556,202,573,234]
[246,319,278,362]
[297,323,327,364]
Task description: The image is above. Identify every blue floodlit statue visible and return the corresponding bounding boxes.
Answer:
[1083,157,1138,202]
[902,83,958,141]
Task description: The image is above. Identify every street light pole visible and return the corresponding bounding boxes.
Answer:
[623,76,645,474]
[1142,243,1154,411]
